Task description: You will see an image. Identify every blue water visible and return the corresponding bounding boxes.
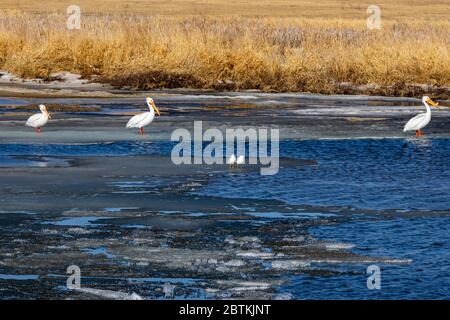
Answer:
[1,138,449,299]
[198,139,450,211]
[2,137,450,209]
[281,217,450,299]
[196,138,450,299]
[41,216,107,227]
[0,274,39,281]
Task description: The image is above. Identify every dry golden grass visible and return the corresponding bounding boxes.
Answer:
[1,0,449,19]
[0,1,449,96]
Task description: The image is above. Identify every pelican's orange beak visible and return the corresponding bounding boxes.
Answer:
[152,102,161,116]
[46,111,52,119]
[427,98,439,107]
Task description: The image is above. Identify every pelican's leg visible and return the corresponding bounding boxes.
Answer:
[36,127,41,134]
[419,130,424,136]
[415,130,420,137]
[139,127,144,135]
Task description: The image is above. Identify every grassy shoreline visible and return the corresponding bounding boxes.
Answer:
[0,11,449,98]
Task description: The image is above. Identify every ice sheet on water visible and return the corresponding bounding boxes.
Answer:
[236,251,274,259]
[73,287,143,300]
[325,243,356,250]
[41,216,109,227]
[292,105,450,117]
[270,260,311,270]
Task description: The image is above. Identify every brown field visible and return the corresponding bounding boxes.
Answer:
[2,0,449,19]
[0,1,449,96]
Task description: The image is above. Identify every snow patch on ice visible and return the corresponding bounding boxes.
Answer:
[224,259,246,267]
[50,72,88,84]
[236,251,274,259]
[73,287,143,300]
[271,260,310,270]
[325,243,355,250]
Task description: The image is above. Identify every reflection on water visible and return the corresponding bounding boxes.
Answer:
[0,155,71,168]
[404,137,433,148]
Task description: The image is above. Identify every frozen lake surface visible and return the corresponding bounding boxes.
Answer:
[0,90,449,299]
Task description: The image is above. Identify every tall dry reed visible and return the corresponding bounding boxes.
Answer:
[0,13,449,96]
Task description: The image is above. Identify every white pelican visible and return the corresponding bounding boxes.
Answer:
[403,96,439,137]
[25,104,51,133]
[236,155,245,167]
[126,97,161,135]
[227,154,236,168]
